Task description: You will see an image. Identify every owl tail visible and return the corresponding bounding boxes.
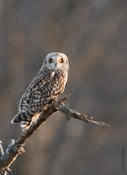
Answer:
[11,111,32,124]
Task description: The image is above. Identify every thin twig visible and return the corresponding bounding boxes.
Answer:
[59,105,111,127]
[0,141,8,175]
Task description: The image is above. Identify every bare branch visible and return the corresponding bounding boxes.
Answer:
[59,105,111,127]
[0,98,111,173]
[0,141,4,158]
[0,141,8,175]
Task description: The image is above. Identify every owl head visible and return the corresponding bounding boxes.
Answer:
[43,52,69,72]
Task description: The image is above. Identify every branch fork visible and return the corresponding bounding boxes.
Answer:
[0,97,111,173]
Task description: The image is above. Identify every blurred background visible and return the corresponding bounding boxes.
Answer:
[0,0,127,174]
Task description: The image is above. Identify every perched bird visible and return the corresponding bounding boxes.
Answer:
[11,52,69,128]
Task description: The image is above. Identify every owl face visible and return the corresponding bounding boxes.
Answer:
[44,52,69,72]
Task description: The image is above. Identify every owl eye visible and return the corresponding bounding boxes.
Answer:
[59,58,64,63]
[49,58,54,63]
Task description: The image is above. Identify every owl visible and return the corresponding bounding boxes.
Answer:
[11,52,69,128]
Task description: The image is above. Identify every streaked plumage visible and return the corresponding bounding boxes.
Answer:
[11,52,69,128]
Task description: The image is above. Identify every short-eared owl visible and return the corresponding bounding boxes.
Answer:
[11,52,69,128]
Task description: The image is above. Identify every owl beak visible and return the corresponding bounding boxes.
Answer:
[55,63,58,68]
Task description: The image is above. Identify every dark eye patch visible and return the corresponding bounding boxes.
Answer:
[49,58,54,63]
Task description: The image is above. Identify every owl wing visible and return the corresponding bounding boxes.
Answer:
[19,69,65,112]
[25,68,55,93]
[19,68,55,111]
[29,69,65,109]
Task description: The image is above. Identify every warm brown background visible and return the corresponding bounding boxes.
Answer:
[0,0,127,174]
